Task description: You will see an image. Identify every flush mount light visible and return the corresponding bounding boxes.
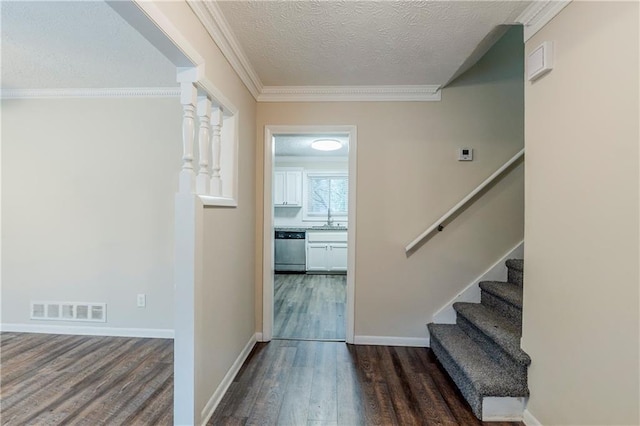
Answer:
[311,139,342,151]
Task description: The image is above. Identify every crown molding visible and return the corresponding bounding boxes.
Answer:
[258,85,442,102]
[187,0,263,100]
[184,2,443,103]
[0,87,180,100]
[516,0,572,42]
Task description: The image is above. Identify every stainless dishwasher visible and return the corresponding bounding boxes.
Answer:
[274,230,306,272]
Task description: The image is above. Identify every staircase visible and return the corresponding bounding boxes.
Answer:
[427,259,530,420]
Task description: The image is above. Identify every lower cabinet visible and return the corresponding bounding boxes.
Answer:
[328,243,348,271]
[306,243,330,272]
[306,232,348,272]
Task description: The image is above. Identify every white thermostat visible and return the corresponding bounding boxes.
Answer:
[458,148,473,161]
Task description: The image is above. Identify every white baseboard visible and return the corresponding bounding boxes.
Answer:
[482,396,526,421]
[523,409,543,426]
[432,240,524,324]
[200,333,258,426]
[354,335,429,347]
[255,332,264,342]
[0,323,174,338]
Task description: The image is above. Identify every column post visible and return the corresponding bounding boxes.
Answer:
[179,82,197,194]
[196,96,212,195]
[210,106,223,196]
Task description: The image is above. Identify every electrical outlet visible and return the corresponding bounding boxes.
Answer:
[137,294,146,308]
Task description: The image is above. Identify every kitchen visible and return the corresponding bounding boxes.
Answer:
[272,134,349,341]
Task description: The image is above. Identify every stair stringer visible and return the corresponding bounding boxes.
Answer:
[432,240,524,324]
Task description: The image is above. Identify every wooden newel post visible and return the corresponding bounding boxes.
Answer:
[179,82,197,194]
[210,106,223,196]
[196,96,212,195]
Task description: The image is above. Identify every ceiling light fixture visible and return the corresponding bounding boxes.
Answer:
[311,139,342,151]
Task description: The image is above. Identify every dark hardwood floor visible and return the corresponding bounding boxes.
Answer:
[210,340,524,426]
[0,332,173,425]
[1,334,525,426]
[274,274,346,341]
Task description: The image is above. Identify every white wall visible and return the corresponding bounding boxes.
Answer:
[273,158,348,227]
[1,97,181,332]
[522,2,639,424]
[141,2,258,423]
[256,26,525,340]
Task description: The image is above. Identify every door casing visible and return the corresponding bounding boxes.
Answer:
[262,125,357,343]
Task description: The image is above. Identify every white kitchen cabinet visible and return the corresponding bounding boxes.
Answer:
[327,243,348,271]
[306,232,348,272]
[306,243,329,271]
[274,168,302,207]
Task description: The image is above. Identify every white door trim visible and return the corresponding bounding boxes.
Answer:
[262,125,357,343]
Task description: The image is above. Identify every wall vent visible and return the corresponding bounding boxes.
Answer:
[30,301,107,323]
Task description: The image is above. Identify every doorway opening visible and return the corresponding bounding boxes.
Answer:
[263,126,357,343]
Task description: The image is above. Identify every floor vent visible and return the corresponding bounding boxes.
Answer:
[31,301,107,323]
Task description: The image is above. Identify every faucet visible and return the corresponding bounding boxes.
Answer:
[327,207,334,226]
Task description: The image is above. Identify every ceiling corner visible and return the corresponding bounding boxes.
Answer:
[516,0,572,42]
[187,0,263,100]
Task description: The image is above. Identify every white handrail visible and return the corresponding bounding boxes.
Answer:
[405,148,525,253]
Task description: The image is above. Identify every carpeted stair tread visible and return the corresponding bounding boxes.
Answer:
[428,323,529,397]
[479,281,522,309]
[428,258,530,420]
[505,259,523,272]
[505,259,524,286]
[453,302,531,366]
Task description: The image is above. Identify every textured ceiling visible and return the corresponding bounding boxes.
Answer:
[216,1,531,87]
[275,134,349,157]
[1,1,176,89]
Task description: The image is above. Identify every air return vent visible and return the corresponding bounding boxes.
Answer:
[30,301,107,323]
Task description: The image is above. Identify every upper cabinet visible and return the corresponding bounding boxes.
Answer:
[274,168,303,207]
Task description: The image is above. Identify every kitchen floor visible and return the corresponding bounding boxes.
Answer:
[274,273,346,341]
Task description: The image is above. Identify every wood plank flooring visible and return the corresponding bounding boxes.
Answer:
[210,340,524,426]
[274,274,346,341]
[2,334,525,426]
[0,332,173,425]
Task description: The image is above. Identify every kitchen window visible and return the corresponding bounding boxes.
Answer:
[304,172,348,219]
